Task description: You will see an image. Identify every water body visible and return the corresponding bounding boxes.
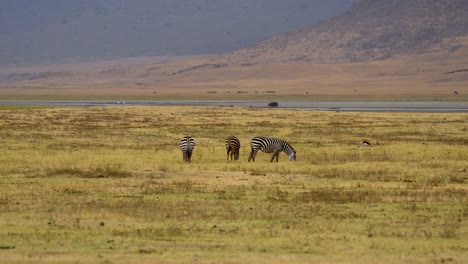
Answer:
[0,100,467,112]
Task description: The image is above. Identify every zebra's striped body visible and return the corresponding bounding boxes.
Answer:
[179,136,195,162]
[248,136,296,162]
[225,136,241,161]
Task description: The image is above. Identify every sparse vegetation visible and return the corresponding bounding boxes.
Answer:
[0,106,467,264]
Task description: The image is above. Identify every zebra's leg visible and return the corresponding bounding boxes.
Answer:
[227,149,230,161]
[270,150,281,162]
[234,149,239,160]
[253,149,259,162]
[229,148,235,160]
[248,148,257,162]
[187,150,192,163]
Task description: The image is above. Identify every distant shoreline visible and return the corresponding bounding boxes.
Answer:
[1,100,467,113]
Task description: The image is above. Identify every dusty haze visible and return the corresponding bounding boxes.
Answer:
[0,0,354,66]
[0,0,466,98]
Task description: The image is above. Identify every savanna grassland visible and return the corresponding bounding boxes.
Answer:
[0,106,467,264]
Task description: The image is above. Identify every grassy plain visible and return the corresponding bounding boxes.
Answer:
[0,106,467,263]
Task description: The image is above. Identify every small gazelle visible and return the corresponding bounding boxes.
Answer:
[358,140,372,149]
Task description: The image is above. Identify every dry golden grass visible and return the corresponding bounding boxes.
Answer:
[0,106,467,263]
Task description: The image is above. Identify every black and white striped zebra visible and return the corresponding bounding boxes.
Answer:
[225,136,241,161]
[179,136,195,162]
[248,136,296,162]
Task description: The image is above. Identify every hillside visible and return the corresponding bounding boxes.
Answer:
[0,0,467,98]
[0,0,352,66]
[222,0,468,64]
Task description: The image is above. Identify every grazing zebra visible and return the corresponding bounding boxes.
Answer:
[179,136,195,162]
[248,136,296,162]
[358,140,372,149]
[225,136,241,161]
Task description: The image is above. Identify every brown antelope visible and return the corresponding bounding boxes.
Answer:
[358,140,372,149]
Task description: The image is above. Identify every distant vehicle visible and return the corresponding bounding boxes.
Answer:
[268,102,279,108]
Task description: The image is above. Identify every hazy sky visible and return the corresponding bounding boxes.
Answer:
[0,0,355,65]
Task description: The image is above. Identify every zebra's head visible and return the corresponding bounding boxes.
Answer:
[288,150,296,161]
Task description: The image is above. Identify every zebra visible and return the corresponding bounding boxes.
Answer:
[179,136,195,162]
[248,136,296,162]
[358,139,372,149]
[225,136,241,161]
